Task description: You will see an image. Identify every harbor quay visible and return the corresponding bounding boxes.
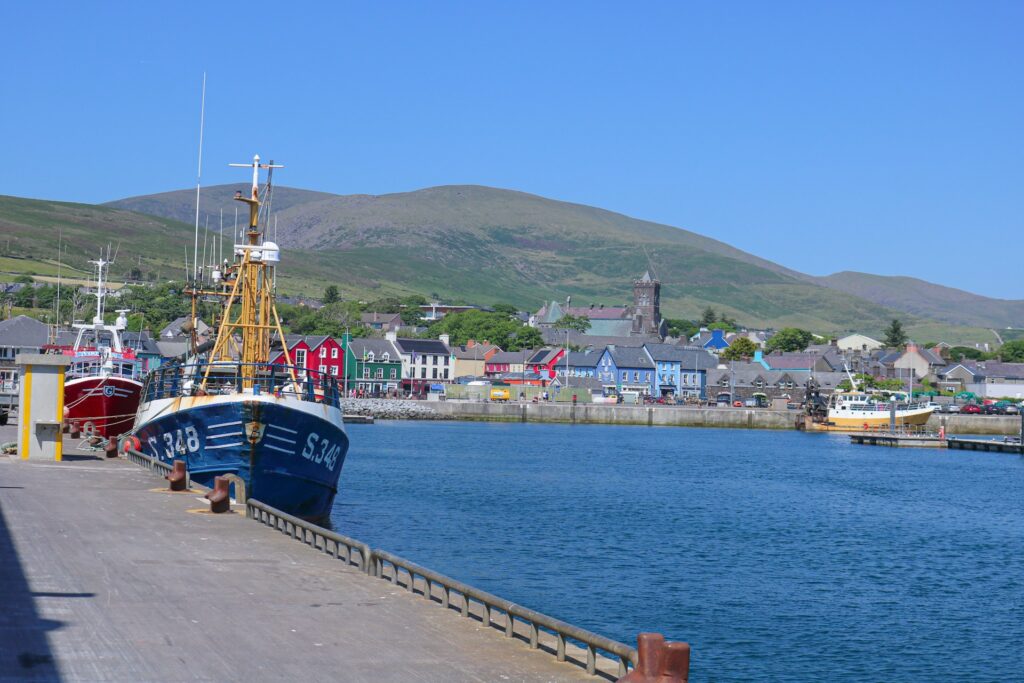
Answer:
[340,398,1024,435]
[0,426,659,682]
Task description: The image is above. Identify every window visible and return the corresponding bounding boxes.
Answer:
[389,369,397,379]
[367,351,375,362]
[362,368,370,379]
[331,348,338,359]
[420,367,426,379]
[319,364,327,375]
[432,368,438,379]
[375,368,383,379]
[621,371,627,381]
[444,356,449,366]
[320,347,327,358]
[295,349,306,368]
[382,352,389,361]
[330,366,339,376]
[443,369,449,379]
[634,372,639,382]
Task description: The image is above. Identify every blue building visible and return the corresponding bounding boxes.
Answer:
[597,346,656,395]
[644,344,718,399]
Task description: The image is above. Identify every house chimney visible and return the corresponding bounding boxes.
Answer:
[385,330,397,343]
[439,333,450,346]
[467,339,476,348]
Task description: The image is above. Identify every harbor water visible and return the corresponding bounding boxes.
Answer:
[331,422,1024,682]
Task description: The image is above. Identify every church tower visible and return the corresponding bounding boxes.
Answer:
[631,271,661,335]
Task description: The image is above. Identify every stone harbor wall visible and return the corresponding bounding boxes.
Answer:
[340,398,442,420]
[339,398,1023,435]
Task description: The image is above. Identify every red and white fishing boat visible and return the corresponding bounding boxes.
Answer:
[62,258,143,438]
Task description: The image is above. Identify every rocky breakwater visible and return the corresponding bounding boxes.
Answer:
[340,398,442,420]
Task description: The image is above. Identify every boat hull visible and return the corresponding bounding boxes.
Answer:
[65,376,143,438]
[827,407,933,427]
[134,392,348,521]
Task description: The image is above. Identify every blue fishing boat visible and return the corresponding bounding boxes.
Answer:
[132,155,348,520]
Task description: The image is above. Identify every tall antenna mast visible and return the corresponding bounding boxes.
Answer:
[192,72,207,285]
[55,229,63,328]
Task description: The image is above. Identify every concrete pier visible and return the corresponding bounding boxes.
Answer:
[0,426,609,682]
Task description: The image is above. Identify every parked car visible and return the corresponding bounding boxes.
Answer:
[982,404,1006,415]
[1005,404,1020,415]
[941,404,961,413]
[960,404,982,414]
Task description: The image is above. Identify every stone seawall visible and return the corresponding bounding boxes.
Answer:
[926,413,1022,436]
[342,399,1024,435]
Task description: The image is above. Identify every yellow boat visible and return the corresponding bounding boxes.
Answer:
[816,390,934,431]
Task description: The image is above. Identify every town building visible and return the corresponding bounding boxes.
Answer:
[644,343,718,399]
[836,334,884,352]
[533,271,667,339]
[452,340,501,379]
[360,312,403,332]
[345,337,403,396]
[388,331,453,394]
[0,315,49,390]
[596,346,656,395]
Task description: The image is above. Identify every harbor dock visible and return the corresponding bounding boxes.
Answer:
[847,433,946,448]
[947,436,1024,455]
[0,426,625,682]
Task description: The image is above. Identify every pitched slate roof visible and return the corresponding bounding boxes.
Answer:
[122,331,161,355]
[0,315,49,348]
[360,312,402,326]
[452,343,499,360]
[349,338,401,360]
[395,338,451,355]
[566,351,601,368]
[487,351,527,365]
[608,346,654,369]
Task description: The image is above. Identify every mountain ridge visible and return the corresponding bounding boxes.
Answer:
[107,183,1023,333]
[0,188,1002,346]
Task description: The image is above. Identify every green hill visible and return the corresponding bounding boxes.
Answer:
[811,271,1024,330]
[0,188,1000,345]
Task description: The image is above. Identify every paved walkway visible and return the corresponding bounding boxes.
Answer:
[0,427,602,682]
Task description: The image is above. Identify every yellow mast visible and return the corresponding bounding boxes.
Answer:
[200,154,294,390]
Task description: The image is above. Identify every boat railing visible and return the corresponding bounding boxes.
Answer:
[143,362,341,409]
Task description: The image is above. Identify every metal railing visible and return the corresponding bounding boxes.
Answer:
[143,362,341,409]
[120,449,637,678]
[246,499,372,575]
[123,447,179,479]
[371,548,635,677]
[244,498,636,678]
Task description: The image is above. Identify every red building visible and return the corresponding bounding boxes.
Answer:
[271,335,345,380]
[525,348,565,383]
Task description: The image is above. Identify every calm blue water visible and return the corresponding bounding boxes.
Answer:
[331,422,1024,682]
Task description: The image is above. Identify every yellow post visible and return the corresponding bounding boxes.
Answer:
[20,365,33,460]
[54,366,65,462]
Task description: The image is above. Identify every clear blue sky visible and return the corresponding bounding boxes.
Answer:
[1,2,1020,297]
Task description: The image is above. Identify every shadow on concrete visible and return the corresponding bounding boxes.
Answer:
[58,454,103,462]
[0,502,64,681]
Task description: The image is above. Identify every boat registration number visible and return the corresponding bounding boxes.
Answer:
[301,432,341,471]
[148,427,201,459]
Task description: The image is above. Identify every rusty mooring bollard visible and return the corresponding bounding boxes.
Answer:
[103,440,118,458]
[165,460,188,491]
[69,421,81,438]
[616,632,690,683]
[205,476,231,513]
